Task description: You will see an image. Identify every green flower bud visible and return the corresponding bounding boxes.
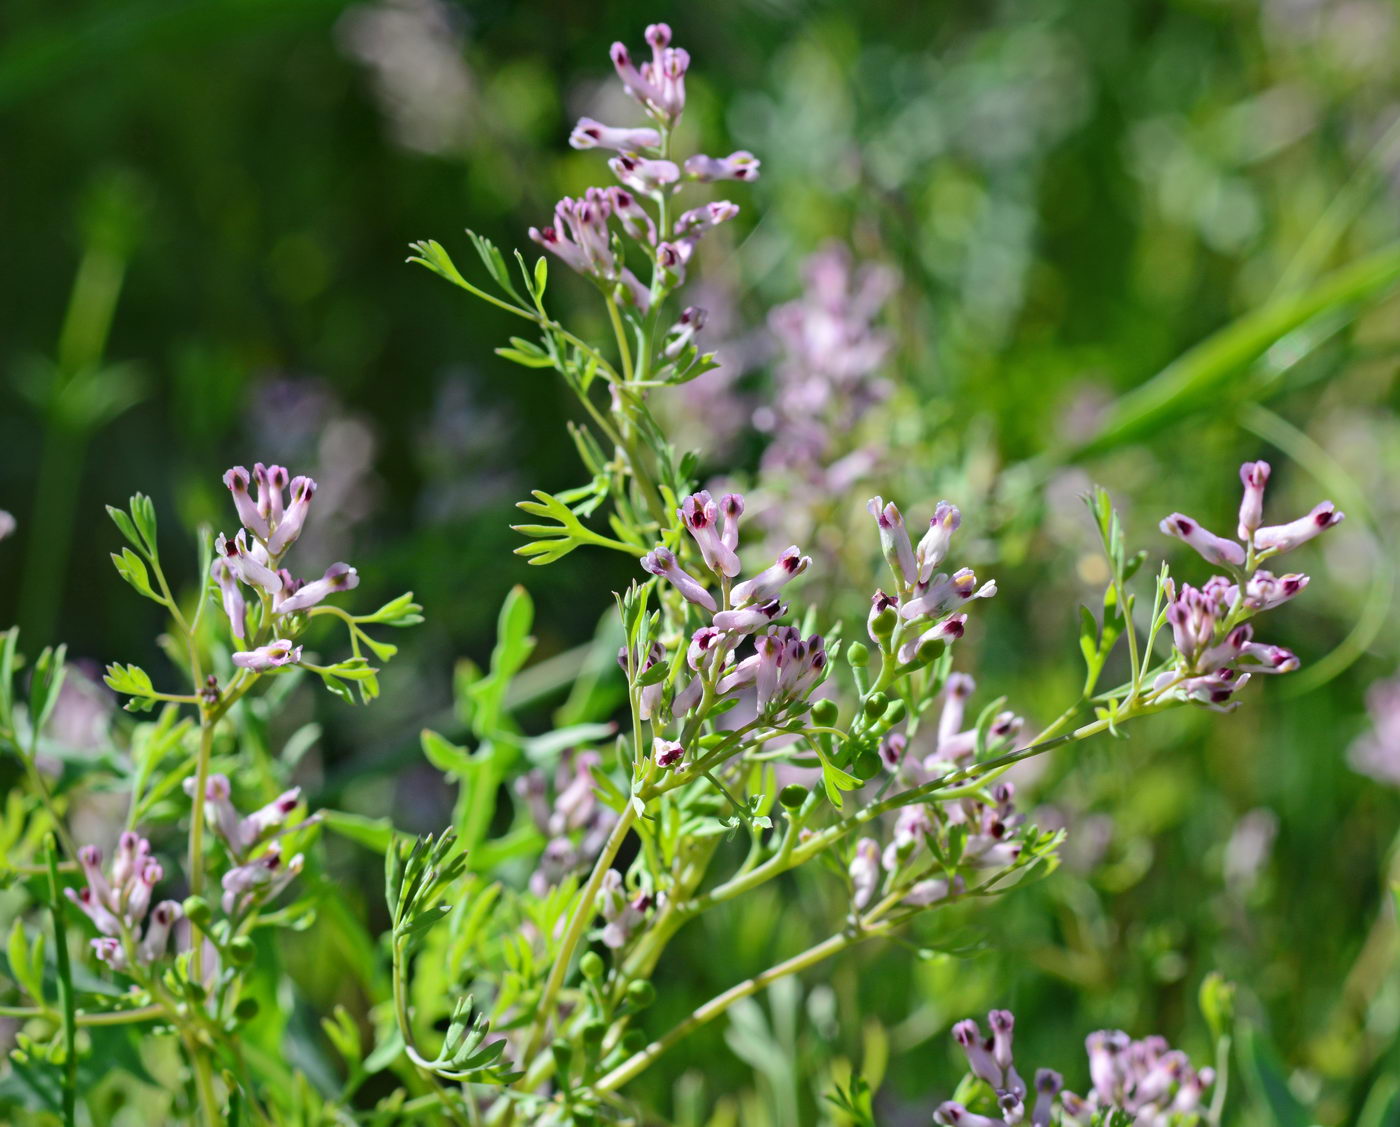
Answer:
[233,997,260,1022]
[811,699,840,727]
[582,1019,608,1045]
[779,783,809,810]
[853,747,881,780]
[846,641,870,668]
[181,896,212,929]
[626,980,656,1010]
[869,603,898,645]
[863,693,889,721]
[580,951,606,982]
[228,937,256,966]
[621,1029,648,1053]
[883,699,907,726]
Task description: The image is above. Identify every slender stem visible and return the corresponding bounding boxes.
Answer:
[518,798,639,1068]
[189,717,215,984]
[20,753,77,860]
[190,1044,220,1127]
[0,1002,166,1026]
[604,296,634,383]
[46,843,78,1127]
[391,935,472,1126]
[593,924,887,1094]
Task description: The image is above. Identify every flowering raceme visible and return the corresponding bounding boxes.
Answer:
[530,24,757,312]
[65,835,182,970]
[1155,461,1342,709]
[215,463,359,670]
[936,1010,1215,1126]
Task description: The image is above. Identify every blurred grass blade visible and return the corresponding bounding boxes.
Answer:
[1068,243,1400,461]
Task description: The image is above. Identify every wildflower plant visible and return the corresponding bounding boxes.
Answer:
[0,18,1352,1127]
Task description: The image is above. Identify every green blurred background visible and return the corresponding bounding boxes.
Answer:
[2,0,1399,1122]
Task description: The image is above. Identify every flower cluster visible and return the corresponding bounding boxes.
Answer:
[639,490,826,744]
[530,24,758,311]
[936,1010,1214,1126]
[849,781,1029,912]
[597,869,655,949]
[879,673,1025,784]
[1348,672,1400,786]
[755,244,897,488]
[1156,461,1341,709]
[65,834,182,971]
[214,463,360,671]
[866,498,996,663]
[514,749,618,896]
[184,774,312,915]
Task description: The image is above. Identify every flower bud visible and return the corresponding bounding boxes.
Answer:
[580,950,606,981]
[811,699,840,727]
[233,997,260,1022]
[779,784,809,809]
[626,980,656,1010]
[863,693,889,721]
[846,641,870,667]
[228,937,256,965]
[182,896,213,929]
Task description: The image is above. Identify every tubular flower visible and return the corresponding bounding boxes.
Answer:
[232,639,303,673]
[683,150,762,182]
[597,869,653,948]
[568,117,661,152]
[182,773,309,860]
[1160,459,1343,568]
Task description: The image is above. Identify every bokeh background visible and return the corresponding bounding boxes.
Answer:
[3,0,1400,1122]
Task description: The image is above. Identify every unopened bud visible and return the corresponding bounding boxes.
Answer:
[626,980,656,1010]
[863,693,889,721]
[846,641,870,667]
[812,699,839,727]
[580,951,606,981]
[779,784,808,810]
[182,896,212,928]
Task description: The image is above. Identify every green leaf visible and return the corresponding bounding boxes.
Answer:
[105,505,142,553]
[29,646,68,734]
[360,591,424,628]
[130,493,158,556]
[467,230,524,302]
[1236,1024,1310,1127]
[320,809,397,854]
[421,729,474,778]
[495,347,556,370]
[110,548,158,601]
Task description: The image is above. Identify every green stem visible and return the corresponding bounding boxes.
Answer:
[593,924,888,1095]
[518,798,639,1069]
[0,1002,165,1026]
[46,842,78,1127]
[189,717,215,984]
